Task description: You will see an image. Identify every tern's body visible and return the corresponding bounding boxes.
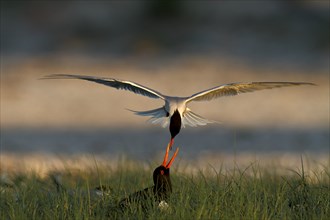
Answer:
[43,74,314,148]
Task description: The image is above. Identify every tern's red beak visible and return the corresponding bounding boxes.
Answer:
[162,142,179,169]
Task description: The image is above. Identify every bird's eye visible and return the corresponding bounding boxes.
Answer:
[160,170,164,175]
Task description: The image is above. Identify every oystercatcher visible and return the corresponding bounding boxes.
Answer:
[118,143,179,211]
[43,74,315,149]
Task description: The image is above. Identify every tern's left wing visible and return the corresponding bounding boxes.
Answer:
[186,82,315,102]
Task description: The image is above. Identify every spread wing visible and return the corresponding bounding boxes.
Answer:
[42,74,165,100]
[186,82,315,102]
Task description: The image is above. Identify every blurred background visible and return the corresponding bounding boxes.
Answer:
[1,1,329,174]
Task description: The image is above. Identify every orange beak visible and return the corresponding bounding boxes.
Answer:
[162,142,179,169]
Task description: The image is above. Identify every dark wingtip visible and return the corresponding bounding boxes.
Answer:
[294,82,317,86]
[38,74,68,80]
[297,82,317,86]
[38,75,52,80]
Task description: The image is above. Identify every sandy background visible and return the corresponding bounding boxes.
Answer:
[1,1,329,174]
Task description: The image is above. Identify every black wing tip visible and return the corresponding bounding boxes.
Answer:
[286,82,317,86]
[252,81,316,84]
[39,74,77,80]
[38,74,61,80]
[305,82,317,86]
[39,74,105,81]
[248,82,317,87]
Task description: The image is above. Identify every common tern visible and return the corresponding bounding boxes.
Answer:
[43,74,315,149]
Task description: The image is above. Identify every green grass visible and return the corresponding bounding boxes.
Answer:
[1,160,329,220]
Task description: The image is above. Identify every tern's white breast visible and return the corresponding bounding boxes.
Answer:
[164,97,187,116]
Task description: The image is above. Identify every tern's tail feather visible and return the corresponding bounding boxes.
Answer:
[182,109,219,128]
[127,107,169,128]
[127,107,218,129]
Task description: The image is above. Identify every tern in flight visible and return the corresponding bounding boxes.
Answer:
[43,74,314,149]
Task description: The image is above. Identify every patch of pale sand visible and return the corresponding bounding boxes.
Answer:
[0,153,129,179]
[1,56,329,129]
[1,153,328,184]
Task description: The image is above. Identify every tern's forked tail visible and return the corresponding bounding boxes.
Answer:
[127,107,169,128]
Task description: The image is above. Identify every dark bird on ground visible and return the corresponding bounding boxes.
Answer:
[118,143,179,211]
[42,74,315,149]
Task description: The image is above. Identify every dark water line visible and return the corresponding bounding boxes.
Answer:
[1,126,329,160]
